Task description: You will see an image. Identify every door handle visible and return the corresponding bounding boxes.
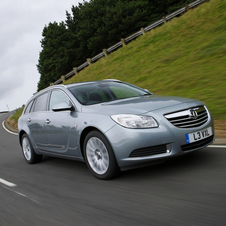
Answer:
[45,119,51,124]
[27,118,31,122]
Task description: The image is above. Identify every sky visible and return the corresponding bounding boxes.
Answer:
[0,0,82,112]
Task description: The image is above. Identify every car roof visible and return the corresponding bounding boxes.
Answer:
[65,79,120,88]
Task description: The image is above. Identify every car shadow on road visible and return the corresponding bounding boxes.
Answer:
[118,147,218,180]
[35,147,218,181]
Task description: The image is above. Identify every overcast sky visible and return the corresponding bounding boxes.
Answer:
[0,0,82,112]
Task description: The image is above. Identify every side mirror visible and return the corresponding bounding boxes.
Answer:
[52,102,73,112]
[144,89,153,95]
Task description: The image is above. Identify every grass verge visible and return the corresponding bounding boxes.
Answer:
[64,0,226,120]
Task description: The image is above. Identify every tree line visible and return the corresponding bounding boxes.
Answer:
[37,0,194,91]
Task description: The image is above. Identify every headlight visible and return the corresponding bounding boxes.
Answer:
[111,114,158,128]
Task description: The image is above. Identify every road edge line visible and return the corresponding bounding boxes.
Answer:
[2,121,18,136]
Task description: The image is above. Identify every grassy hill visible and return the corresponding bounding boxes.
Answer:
[64,0,226,119]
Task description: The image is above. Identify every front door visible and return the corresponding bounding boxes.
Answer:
[45,90,79,156]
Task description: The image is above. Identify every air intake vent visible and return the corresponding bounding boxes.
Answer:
[129,144,170,158]
[165,106,208,128]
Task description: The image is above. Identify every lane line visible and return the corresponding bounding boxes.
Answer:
[208,145,226,148]
[2,185,40,204]
[0,178,17,187]
[2,121,18,136]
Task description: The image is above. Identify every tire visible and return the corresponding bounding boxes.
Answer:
[21,134,42,164]
[83,130,120,180]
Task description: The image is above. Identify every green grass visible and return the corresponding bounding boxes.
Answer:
[64,0,226,119]
[11,106,24,123]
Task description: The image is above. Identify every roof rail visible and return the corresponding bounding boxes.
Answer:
[102,79,120,82]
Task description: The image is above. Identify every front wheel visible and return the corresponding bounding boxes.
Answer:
[84,131,120,179]
[21,134,42,164]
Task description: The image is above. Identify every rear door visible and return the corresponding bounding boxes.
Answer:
[27,92,49,151]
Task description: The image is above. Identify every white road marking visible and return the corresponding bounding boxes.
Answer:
[2,121,18,135]
[208,145,226,148]
[2,185,40,204]
[0,178,17,187]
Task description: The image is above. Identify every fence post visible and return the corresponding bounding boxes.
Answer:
[73,67,78,75]
[61,75,65,82]
[87,58,92,65]
[185,4,189,11]
[162,16,167,24]
[121,38,126,46]
[103,49,108,57]
[141,27,145,35]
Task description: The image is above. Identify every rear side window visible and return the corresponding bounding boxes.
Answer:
[24,100,34,114]
[33,92,48,112]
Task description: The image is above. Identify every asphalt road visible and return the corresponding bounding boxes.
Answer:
[0,112,226,226]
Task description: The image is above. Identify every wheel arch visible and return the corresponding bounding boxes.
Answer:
[81,127,120,179]
[19,130,26,146]
[80,126,110,159]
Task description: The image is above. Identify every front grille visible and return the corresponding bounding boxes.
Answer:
[181,135,214,152]
[165,106,208,128]
[129,144,168,158]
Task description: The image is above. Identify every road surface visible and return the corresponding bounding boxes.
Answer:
[0,113,225,226]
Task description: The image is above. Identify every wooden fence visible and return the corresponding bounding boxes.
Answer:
[52,0,207,85]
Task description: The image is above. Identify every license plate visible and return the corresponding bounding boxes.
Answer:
[185,127,212,144]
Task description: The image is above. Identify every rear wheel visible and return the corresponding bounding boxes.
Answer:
[21,134,42,164]
[84,131,119,179]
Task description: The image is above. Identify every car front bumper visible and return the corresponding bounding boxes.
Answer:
[105,108,214,171]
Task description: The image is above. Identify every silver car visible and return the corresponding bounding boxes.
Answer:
[18,80,214,179]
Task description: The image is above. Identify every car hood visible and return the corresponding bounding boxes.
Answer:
[81,95,202,115]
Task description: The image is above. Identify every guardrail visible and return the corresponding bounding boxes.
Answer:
[0,111,9,114]
[53,0,206,85]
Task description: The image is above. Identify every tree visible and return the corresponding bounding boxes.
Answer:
[37,0,195,90]
[37,22,71,91]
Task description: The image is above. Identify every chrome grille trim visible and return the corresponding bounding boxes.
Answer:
[165,106,209,128]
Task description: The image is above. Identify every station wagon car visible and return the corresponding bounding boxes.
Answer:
[18,80,214,179]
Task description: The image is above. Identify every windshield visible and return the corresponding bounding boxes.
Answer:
[68,81,151,105]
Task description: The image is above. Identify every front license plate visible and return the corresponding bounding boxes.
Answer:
[185,127,212,144]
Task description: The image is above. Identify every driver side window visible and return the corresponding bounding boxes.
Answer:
[49,90,71,111]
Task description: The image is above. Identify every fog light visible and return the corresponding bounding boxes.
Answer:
[166,144,171,153]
